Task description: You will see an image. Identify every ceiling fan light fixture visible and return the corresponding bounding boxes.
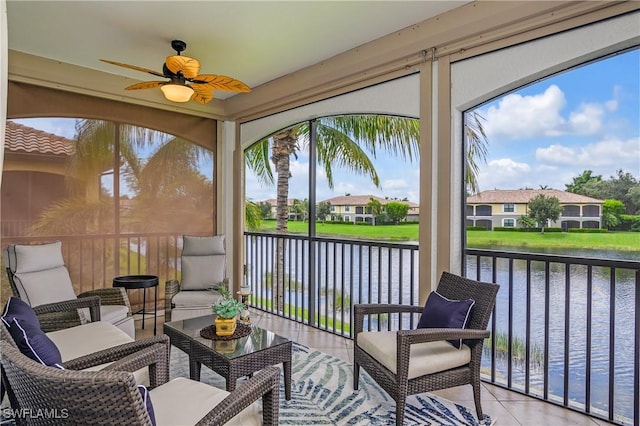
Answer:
[160,83,194,102]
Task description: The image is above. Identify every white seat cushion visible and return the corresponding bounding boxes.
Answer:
[150,377,261,426]
[46,321,148,385]
[171,290,223,308]
[80,304,129,324]
[357,331,471,379]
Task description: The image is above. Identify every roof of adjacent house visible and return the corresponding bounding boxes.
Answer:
[467,189,603,204]
[5,121,74,156]
[262,199,295,207]
[321,194,419,208]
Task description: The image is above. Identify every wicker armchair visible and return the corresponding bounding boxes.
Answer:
[0,338,280,425]
[353,272,500,426]
[165,235,228,322]
[4,241,135,337]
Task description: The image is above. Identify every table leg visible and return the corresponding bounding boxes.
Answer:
[226,375,236,392]
[189,357,201,381]
[141,287,146,329]
[153,284,157,335]
[284,360,292,400]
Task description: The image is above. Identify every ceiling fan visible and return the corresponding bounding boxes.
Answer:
[100,40,250,104]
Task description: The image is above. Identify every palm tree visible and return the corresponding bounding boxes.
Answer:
[30,119,214,285]
[245,112,488,312]
[247,115,420,232]
[246,114,419,311]
[464,110,489,194]
[35,119,214,235]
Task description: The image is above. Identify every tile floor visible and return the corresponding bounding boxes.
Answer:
[135,311,615,426]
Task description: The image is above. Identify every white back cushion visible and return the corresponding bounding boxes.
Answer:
[11,241,65,273]
[180,236,226,290]
[182,235,225,256]
[8,242,77,306]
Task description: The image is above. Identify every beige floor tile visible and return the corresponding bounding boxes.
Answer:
[430,384,496,403]
[479,401,521,426]
[501,400,601,426]
[483,383,531,402]
[297,329,349,348]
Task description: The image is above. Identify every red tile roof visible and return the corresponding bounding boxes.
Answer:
[5,121,74,156]
[467,189,603,204]
[321,194,419,208]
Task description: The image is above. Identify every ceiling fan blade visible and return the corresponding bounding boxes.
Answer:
[191,74,251,92]
[124,81,166,90]
[165,55,200,79]
[100,59,165,77]
[189,84,214,104]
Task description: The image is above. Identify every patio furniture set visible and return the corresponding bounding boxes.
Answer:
[1,238,498,425]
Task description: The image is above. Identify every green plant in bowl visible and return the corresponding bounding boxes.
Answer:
[212,285,245,319]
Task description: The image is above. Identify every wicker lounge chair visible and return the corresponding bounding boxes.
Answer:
[0,338,280,425]
[165,235,228,322]
[4,241,135,337]
[1,296,170,411]
[353,271,500,426]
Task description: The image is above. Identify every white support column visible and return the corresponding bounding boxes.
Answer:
[220,120,236,289]
[0,0,8,185]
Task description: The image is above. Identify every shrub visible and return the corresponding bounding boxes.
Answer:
[619,214,640,231]
[568,228,608,233]
[467,226,488,231]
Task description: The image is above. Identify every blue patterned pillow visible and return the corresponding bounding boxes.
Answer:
[1,297,63,367]
[138,385,156,426]
[416,291,475,349]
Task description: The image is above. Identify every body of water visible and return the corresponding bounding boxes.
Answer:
[246,237,637,423]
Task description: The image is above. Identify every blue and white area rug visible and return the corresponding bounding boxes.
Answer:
[170,343,494,426]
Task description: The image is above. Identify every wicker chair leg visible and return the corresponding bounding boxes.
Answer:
[395,396,406,426]
[353,362,360,390]
[473,381,484,421]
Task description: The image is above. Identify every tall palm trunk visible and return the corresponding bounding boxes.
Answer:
[271,130,297,312]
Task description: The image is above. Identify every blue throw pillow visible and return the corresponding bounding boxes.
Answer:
[138,385,157,426]
[1,297,63,367]
[416,291,475,349]
[1,296,40,329]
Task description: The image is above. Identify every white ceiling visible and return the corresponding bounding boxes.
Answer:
[7,1,469,100]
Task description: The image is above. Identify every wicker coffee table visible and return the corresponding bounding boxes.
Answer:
[164,314,292,400]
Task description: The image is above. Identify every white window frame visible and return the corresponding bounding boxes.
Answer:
[503,218,516,228]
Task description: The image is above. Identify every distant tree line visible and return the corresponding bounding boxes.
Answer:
[565,169,640,231]
[566,169,640,214]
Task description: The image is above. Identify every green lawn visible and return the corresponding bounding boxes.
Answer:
[256,220,640,253]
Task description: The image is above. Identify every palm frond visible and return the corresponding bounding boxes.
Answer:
[245,138,275,186]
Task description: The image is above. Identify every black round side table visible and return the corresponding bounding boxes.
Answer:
[113,275,158,335]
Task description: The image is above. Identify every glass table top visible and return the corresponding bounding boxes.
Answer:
[164,314,291,359]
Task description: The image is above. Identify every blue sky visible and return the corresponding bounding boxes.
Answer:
[12,49,639,205]
[245,48,639,203]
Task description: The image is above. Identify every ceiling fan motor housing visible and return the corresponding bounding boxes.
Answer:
[171,40,187,54]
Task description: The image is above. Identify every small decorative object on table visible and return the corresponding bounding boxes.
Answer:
[238,286,253,324]
[212,285,245,336]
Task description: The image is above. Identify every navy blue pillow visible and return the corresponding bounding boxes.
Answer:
[1,297,63,367]
[138,385,157,426]
[1,297,40,329]
[416,291,475,349]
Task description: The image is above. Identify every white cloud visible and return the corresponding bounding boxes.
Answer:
[536,144,576,165]
[568,103,604,134]
[536,138,640,168]
[480,84,618,141]
[476,158,532,190]
[482,85,567,140]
